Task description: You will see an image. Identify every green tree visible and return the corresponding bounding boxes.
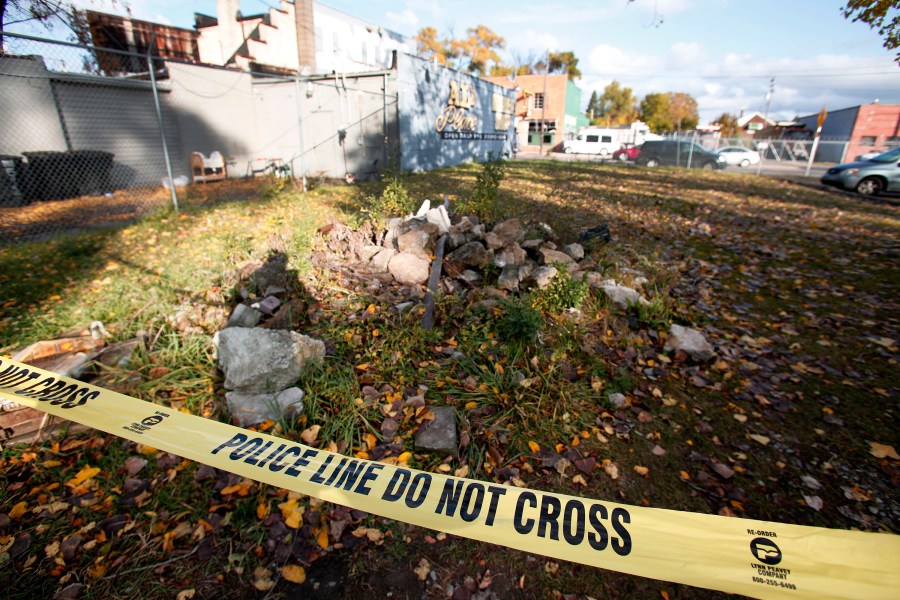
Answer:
[640,93,673,131]
[547,51,581,80]
[842,0,899,58]
[598,80,639,125]
[713,113,740,137]
[585,90,601,120]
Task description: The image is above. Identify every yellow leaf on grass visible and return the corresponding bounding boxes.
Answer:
[66,465,100,488]
[256,501,270,520]
[42,460,62,468]
[176,589,196,600]
[282,564,306,584]
[527,441,541,454]
[634,465,650,477]
[138,444,158,456]
[679,470,691,481]
[870,442,900,460]
[397,452,412,466]
[464,401,478,410]
[494,363,504,374]
[252,567,275,591]
[364,433,377,451]
[9,501,28,520]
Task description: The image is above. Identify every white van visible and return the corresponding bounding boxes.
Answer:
[562,129,622,156]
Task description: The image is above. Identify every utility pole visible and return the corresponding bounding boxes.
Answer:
[763,78,775,127]
[539,50,548,156]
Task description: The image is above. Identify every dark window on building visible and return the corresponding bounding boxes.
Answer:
[887,136,900,147]
[533,93,544,109]
[861,135,878,146]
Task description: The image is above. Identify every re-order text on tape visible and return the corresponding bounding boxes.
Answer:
[1,356,897,599]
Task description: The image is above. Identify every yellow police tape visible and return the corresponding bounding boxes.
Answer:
[1,356,898,599]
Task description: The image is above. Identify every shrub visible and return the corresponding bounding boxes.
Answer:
[361,174,416,225]
[457,153,505,220]
[533,266,590,314]
[496,296,543,351]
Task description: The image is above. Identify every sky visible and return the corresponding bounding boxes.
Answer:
[8,0,900,124]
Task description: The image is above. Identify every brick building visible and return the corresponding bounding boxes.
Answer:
[484,74,588,153]
[797,103,900,163]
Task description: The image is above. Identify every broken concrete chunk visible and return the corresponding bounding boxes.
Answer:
[445,241,489,274]
[529,266,558,289]
[397,223,439,258]
[563,243,585,261]
[414,406,457,457]
[491,219,524,245]
[538,248,576,267]
[252,296,282,316]
[388,252,431,286]
[494,244,528,267]
[665,324,715,362]
[425,205,452,233]
[218,328,325,392]
[225,387,305,427]
[602,284,648,309]
[370,248,396,272]
[226,304,263,328]
[484,231,505,250]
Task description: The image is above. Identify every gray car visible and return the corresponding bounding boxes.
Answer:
[821,147,900,195]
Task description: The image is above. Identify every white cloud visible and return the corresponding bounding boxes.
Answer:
[671,41,705,66]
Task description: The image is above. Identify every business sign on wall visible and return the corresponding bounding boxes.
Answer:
[435,80,512,141]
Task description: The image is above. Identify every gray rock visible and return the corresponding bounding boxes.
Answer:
[563,243,585,261]
[218,328,325,392]
[491,219,524,245]
[445,241,489,274]
[538,248,576,267]
[484,231,505,250]
[497,265,523,291]
[494,244,528,267]
[458,269,481,283]
[602,284,648,309]
[388,252,431,285]
[414,406,457,457]
[358,245,383,262]
[664,324,715,362]
[529,266,558,289]
[226,304,263,328]
[608,392,627,408]
[370,247,396,272]
[397,223,439,258]
[520,238,543,252]
[583,272,606,289]
[225,387,305,427]
[252,296,281,315]
[578,223,611,243]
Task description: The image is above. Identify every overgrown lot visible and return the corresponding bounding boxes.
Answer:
[1,161,898,599]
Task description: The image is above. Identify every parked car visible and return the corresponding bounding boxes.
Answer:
[716,146,760,167]
[821,147,900,195]
[613,145,641,162]
[563,129,621,156]
[855,150,888,161]
[636,140,726,169]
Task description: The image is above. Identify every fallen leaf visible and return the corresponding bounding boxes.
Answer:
[804,495,823,511]
[748,434,770,446]
[282,564,306,584]
[603,461,619,480]
[66,465,100,488]
[9,502,28,520]
[572,474,587,486]
[869,442,900,460]
[176,590,196,600]
[733,414,748,424]
[800,475,822,490]
[414,558,431,581]
[544,562,559,574]
[652,445,666,456]
[252,567,275,591]
[634,465,650,477]
[527,440,540,454]
[300,425,321,444]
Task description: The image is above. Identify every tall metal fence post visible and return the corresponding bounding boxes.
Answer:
[148,37,179,212]
[293,75,307,192]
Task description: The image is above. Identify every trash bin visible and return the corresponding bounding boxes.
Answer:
[70,150,114,196]
[21,151,72,200]
[0,154,25,207]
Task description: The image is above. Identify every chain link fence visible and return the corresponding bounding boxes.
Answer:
[1,32,396,246]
